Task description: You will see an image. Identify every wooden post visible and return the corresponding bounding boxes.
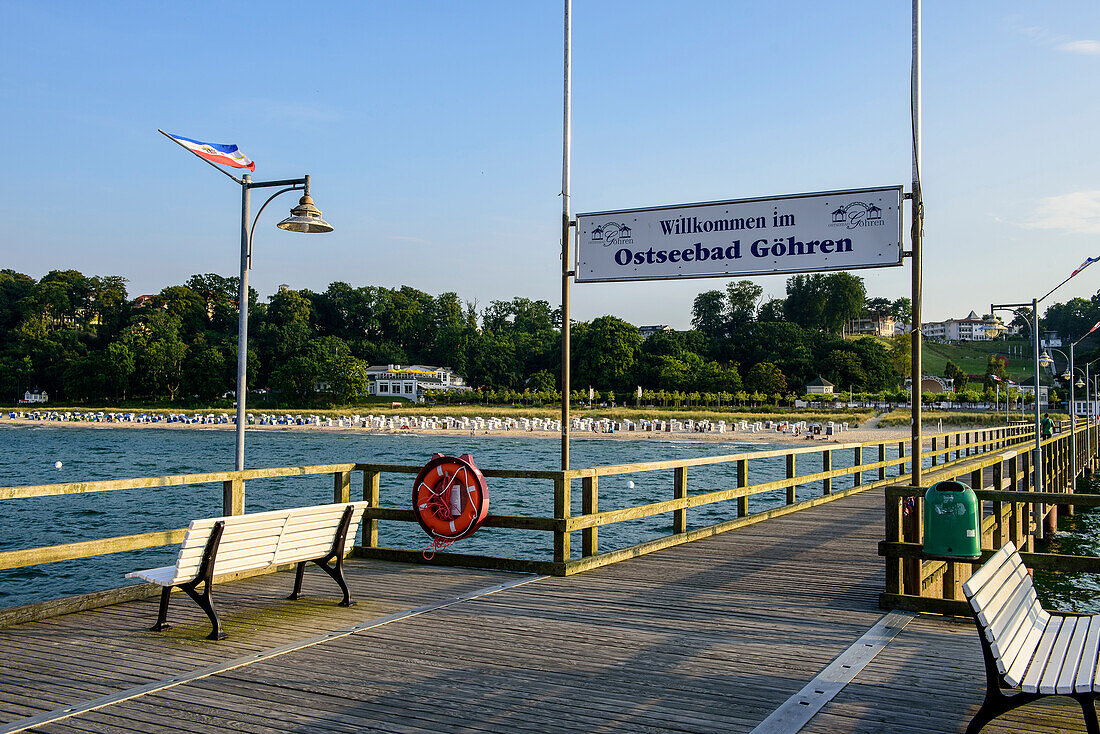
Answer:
[333,469,351,504]
[363,470,380,549]
[878,443,887,481]
[902,487,922,596]
[822,450,832,495]
[786,454,796,504]
[582,476,598,557]
[222,477,244,516]
[673,468,687,535]
[931,436,938,467]
[992,462,1005,549]
[737,459,748,517]
[554,476,571,565]
[885,490,903,596]
[898,441,907,477]
[852,446,862,487]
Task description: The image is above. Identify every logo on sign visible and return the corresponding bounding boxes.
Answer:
[830,202,884,230]
[591,222,633,247]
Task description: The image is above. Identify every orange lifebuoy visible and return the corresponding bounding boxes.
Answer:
[413,453,489,542]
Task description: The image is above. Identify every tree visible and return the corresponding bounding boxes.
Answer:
[984,356,1008,392]
[725,280,762,328]
[745,362,786,394]
[691,290,726,346]
[757,298,785,322]
[573,316,640,391]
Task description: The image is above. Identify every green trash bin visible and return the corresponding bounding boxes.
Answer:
[923,480,981,560]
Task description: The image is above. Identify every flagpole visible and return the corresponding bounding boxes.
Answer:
[910,0,923,487]
[560,0,572,472]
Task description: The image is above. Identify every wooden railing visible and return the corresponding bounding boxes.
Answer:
[880,419,1100,615]
[0,422,1064,623]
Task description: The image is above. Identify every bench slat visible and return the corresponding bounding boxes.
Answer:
[1075,617,1100,692]
[1040,616,1080,694]
[1022,617,1065,693]
[971,557,1029,625]
[995,594,1047,678]
[1005,618,1047,688]
[1057,616,1092,694]
[985,574,1040,664]
[963,542,1017,597]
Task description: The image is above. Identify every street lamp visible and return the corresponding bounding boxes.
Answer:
[162,132,333,476]
[989,300,1046,537]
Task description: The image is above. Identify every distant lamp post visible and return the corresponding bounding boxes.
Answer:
[161,131,333,479]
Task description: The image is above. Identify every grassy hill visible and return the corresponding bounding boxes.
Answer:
[921,339,1043,383]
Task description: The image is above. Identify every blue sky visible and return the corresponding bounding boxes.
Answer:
[2,1,1098,329]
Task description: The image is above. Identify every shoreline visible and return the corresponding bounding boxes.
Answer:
[0,416,921,446]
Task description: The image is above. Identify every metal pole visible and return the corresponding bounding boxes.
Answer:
[1033,297,1044,539]
[560,0,572,471]
[909,0,923,486]
[234,175,251,472]
[1071,342,1076,486]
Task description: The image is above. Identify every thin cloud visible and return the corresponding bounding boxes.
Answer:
[1059,40,1100,55]
[1023,191,1100,235]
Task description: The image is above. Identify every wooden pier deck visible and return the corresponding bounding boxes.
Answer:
[0,489,1086,733]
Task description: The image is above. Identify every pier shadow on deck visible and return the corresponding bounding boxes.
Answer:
[0,489,1076,733]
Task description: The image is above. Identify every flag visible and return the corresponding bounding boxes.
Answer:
[1070,256,1100,278]
[165,132,255,171]
[991,374,1002,382]
[1087,320,1100,337]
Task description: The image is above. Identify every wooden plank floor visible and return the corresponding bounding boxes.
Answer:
[0,489,1077,733]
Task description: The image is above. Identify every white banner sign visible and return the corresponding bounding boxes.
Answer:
[575,186,904,283]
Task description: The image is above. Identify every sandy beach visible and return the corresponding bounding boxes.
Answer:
[0,415,925,447]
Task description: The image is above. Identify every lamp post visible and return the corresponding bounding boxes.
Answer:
[1042,345,1074,483]
[162,132,333,476]
[989,301,1045,538]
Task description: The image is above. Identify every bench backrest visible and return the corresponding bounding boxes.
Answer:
[171,502,370,583]
[962,541,1050,688]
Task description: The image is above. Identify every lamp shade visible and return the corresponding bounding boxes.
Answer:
[277,194,333,233]
[1039,351,1053,368]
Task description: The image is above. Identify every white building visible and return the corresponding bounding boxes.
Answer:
[845,316,895,337]
[922,311,993,343]
[805,376,835,395]
[365,364,466,402]
[638,325,673,340]
[18,389,48,404]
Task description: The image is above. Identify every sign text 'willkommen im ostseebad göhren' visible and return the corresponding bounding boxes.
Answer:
[575,187,904,283]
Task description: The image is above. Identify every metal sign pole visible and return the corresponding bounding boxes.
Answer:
[910,0,923,487]
[560,0,572,471]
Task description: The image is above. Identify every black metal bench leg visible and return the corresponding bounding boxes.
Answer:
[313,554,354,607]
[151,587,172,631]
[288,561,306,600]
[182,579,226,641]
[1076,695,1100,734]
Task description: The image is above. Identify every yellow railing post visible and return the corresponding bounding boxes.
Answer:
[363,470,380,549]
[222,477,244,516]
[554,475,571,565]
[737,459,748,517]
[673,468,687,534]
[582,476,598,557]
[785,454,796,504]
[334,469,351,504]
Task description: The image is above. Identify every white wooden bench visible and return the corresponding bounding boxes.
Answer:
[127,502,369,640]
[962,540,1100,733]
